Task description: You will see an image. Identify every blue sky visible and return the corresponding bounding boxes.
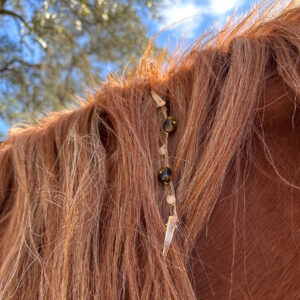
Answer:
[1,0,255,138]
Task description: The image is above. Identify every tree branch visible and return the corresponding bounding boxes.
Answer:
[0,0,7,9]
[0,9,47,48]
[0,58,41,72]
[0,9,33,31]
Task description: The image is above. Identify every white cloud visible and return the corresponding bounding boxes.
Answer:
[156,0,205,40]
[158,0,203,28]
[157,0,245,38]
[208,0,244,15]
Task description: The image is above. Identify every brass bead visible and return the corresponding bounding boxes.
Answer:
[163,116,177,133]
[157,166,172,184]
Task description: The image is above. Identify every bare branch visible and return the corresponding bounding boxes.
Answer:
[0,8,33,31]
[0,58,41,72]
[0,0,7,8]
[0,9,47,48]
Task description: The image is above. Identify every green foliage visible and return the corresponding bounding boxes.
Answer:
[0,0,161,132]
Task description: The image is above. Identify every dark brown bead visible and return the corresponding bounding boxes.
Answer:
[157,166,172,184]
[163,116,177,133]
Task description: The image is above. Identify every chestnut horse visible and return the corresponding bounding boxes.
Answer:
[1,1,300,299]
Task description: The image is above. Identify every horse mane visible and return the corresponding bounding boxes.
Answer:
[1,1,300,298]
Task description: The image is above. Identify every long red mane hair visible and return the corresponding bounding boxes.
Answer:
[1,1,300,298]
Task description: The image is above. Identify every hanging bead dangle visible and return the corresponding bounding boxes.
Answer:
[151,90,178,257]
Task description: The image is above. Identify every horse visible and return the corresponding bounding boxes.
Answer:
[1,1,300,299]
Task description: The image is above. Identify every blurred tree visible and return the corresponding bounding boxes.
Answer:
[0,0,161,134]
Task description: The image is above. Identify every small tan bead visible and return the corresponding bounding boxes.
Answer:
[166,195,176,205]
[159,144,167,155]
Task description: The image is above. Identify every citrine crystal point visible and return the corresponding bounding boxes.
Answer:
[151,91,166,107]
[162,215,178,256]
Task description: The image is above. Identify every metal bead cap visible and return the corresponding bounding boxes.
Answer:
[157,166,172,184]
[163,116,177,133]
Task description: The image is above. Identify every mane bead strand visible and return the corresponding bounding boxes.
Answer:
[151,90,178,257]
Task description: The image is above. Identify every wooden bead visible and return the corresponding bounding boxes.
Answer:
[157,166,172,184]
[163,116,177,133]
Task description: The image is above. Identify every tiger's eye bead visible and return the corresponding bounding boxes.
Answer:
[158,166,172,184]
[163,116,177,133]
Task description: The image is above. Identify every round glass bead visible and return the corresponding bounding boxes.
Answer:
[157,166,172,184]
[163,116,177,133]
